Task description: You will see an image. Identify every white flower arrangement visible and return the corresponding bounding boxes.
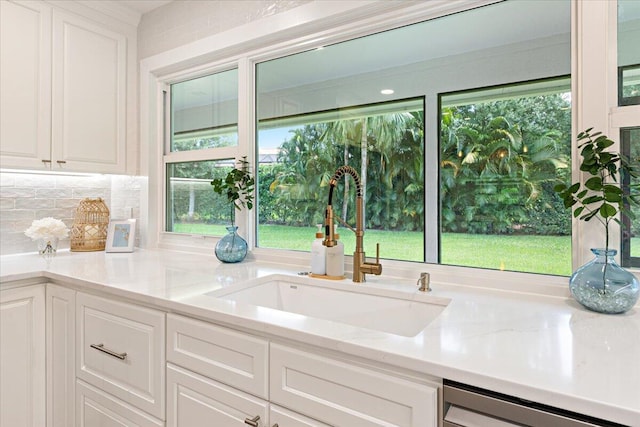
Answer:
[24,217,69,240]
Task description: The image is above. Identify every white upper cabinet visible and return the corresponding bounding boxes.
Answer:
[0,0,135,174]
[0,0,52,169]
[51,10,126,173]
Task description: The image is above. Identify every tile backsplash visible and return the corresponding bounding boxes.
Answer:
[0,172,143,255]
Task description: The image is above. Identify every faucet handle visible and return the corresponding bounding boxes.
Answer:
[375,243,380,264]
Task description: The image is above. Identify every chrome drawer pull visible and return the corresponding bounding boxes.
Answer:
[90,343,127,360]
[244,415,260,426]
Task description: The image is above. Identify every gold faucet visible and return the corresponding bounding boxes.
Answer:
[323,166,382,283]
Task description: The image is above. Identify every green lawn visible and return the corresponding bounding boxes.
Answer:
[174,222,576,276]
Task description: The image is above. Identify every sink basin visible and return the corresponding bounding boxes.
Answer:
[208,275,448,337]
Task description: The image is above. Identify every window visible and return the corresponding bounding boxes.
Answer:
[255,100,425,261]
[253,0,570,273]
[170,69,239,150]
[440,78,572,275]
[621,127,640,267]
[618,0,640,106]
[165,69,239,234]
[166,160,234,235]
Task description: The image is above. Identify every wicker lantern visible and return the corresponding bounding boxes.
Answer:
[70,198,110,251]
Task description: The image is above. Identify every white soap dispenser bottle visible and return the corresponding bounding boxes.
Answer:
[311,224,326,275]
[325,225,344,278]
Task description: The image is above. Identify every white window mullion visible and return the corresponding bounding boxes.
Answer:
[237,57,255,248]
[425,93,439,264]
[572,0,614,268]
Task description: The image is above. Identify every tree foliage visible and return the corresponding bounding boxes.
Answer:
[169,92,573,237]
[440,93,571,235]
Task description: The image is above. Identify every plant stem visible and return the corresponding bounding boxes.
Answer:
[603,218,609,295]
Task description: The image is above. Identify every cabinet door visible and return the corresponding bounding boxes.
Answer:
[0,0,52,169]
[52,9,126,173]
[47,284,76,427]
[77,292,165,418]
[270,405,331,427]
[76,380,163,427]
[167,363,269,427]
[0,285,46,427]
[270,344,439,427]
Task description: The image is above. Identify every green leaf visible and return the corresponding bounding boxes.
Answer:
[568,182,580,194]
[599,203,617,218]
[584,176,602,190]
[581,210,599,221]
[602,184,623,194]
[573,206,584,217]
[598,152,613,164]
[582,195,604,205]
[595,136,614,149]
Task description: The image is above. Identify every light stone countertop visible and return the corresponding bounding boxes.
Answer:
[1,249,638,426]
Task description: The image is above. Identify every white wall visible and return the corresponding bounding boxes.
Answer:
[0,172,142,255]
[138,0,311,59]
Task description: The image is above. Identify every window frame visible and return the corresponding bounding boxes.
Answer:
[621,127,640,268]
[140,0,639,293]
[160,62,253,246]
[437,75,573,275]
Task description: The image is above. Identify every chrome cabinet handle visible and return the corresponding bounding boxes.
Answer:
[244,415,260,426]
[90,343,127,360]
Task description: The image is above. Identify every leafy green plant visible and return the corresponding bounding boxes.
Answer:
[554,128,639,254]
[210,156,255,224]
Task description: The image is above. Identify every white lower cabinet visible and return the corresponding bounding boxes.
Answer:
[76,292,165,425]
[0,285,46,427]
[76,380,163,427]
[76,292,165,419]
[1,282,441,427]
[167,363,269,426]
[270,344,439,427]
[167,313,440,427]
[47,284,76,427]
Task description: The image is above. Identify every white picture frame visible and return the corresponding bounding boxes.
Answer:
[105,219,136,253]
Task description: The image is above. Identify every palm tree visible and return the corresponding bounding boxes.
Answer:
[440,107,569,234]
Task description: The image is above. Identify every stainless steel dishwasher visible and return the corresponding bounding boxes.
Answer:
[442,380,628,427]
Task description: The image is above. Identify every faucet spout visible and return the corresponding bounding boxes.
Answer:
[324,166,382,283]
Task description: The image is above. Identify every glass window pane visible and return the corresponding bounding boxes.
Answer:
[618,0,640,105]
[440,78,572,276]
[166,160,234,235]
[170,69,238,151]
[622,127,640,267]
[255,0,570,272]
[256,100,425,262]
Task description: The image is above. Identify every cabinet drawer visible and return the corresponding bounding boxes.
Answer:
[270,344,438,427]
[167,363,268,427]
[167,314,268,399]
[77,293,165,419]
[76,380,163,427]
